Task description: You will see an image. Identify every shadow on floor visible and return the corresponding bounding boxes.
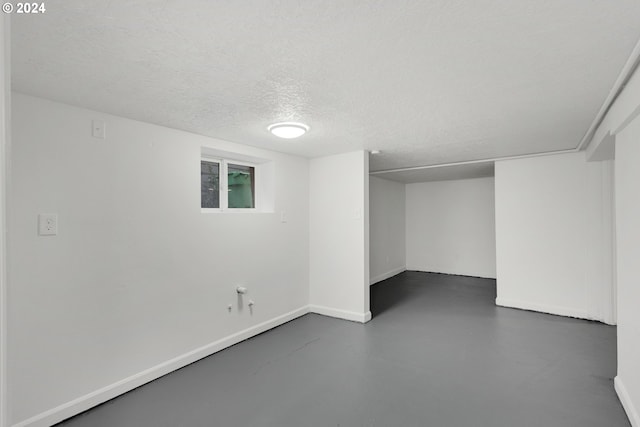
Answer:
[370,270,497,318]
[370,272,414,317]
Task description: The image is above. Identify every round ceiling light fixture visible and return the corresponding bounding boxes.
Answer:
[268,122,309,139]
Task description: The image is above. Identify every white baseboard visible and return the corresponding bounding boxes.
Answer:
[308,304,371,323]
[615,376,640,427]
[406,267,496,280]
[495,297,589,320]
[370,266,406,285]
[12,306,310,427]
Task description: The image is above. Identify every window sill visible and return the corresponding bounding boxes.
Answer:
[201,208,271,214]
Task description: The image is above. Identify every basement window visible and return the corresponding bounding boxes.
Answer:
[201,158,256,211]
[200,146,274,213]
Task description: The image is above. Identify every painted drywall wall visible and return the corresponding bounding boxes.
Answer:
[405,177,496,278]
[614,108,640,427]
[1,15,10,427]
[369,176,405,284]
[8,93,310,426]
[495,151,615,323]
[309,151,370,322]
[586,45,640,425]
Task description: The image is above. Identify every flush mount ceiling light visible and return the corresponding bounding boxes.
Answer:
[370,150,381,154]
[268,122,309,139]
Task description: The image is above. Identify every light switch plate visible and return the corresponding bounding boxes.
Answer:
[92,120,106,139]
[38,214,58,236]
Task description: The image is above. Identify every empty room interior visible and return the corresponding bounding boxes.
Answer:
[2,2,640,426]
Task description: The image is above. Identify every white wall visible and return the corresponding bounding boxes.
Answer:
[8,93,310,426]
[599,56,640,424]
[405,177,496,278]
[494,151,615,323]
[584,45,640,425]
[309,151,370,323]
[615,115,640,426]
[1,15,10,427]
[369,176,405,284]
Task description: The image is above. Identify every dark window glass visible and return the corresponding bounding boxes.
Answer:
[201,161,220,208]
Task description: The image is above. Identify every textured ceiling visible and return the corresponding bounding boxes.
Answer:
[11,1,640,172]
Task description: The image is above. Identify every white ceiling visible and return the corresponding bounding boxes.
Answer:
[11,1,640,173]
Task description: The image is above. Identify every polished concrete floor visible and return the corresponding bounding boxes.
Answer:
[57,271,629,427]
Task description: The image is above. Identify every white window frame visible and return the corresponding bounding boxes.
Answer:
[201,156,258,213]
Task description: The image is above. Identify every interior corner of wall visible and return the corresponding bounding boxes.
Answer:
[615,376,640,427]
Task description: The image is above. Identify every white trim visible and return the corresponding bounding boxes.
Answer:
[370,266,406,285]
[578,37,640,150]
[495,298,590,320]
[200,146,270,165]
[613,101,640,136]
[407,268,496,280]
[219,158,229,209]
[369,148,577,176]
[615,376,640,427]
[11,306,310,427]
[308,305,371,323]
[201,209,268,214]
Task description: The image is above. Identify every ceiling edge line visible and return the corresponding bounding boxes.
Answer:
[577,36,640,151]
[369,148,578,175]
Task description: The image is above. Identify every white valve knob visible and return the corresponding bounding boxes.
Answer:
[236,286,248,295]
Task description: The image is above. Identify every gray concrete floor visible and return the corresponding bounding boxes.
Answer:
[57,271,629,427]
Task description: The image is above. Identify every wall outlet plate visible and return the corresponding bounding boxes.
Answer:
[38,213,58,236]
